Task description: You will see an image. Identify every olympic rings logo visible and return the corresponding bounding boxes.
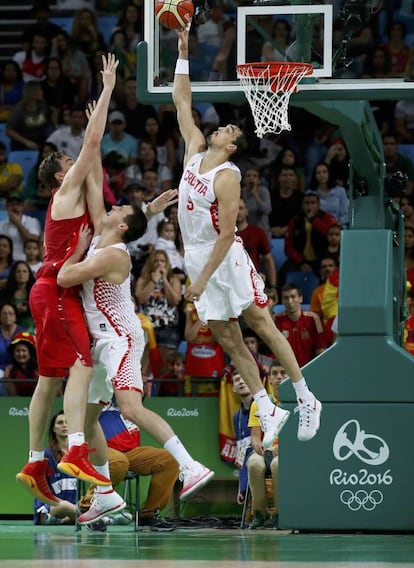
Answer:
[340,490,384,511]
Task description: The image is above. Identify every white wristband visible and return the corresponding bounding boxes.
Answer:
[175,59,189,75]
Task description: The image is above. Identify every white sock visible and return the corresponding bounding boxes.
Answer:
[68,432,85,449]
[94,463,113,493]
[253,389,275,414]
[29,450,44,462]
[164,436,193,469]
[293,378,313,403]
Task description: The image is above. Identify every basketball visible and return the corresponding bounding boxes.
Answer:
[155,0,194,30]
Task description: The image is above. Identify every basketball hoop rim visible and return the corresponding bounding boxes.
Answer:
[236,61,314,80]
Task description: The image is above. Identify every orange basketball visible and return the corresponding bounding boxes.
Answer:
[155,0,194,30]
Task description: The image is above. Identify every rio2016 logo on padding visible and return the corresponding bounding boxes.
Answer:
[333,419,389,466]
[330,420,391,512]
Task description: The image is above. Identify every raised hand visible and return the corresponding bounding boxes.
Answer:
[146,189,178,217]
[85,100,97,122]
[75,223,93,256]
[100,53,119,91]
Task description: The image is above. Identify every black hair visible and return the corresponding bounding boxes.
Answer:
[122,205,148,243]
[48,410,65,462]
[0,234,14,266]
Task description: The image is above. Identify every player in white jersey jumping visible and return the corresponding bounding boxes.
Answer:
[173,24,321,445]
[57,157,214,525]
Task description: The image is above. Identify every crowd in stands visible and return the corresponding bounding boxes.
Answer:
[0,0,414,397]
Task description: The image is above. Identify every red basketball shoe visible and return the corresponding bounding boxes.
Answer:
[16,459,60,505]
[57,443,111,485]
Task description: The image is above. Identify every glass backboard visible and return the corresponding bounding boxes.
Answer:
[138,0,414,103]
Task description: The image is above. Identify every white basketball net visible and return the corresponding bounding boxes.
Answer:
[237,62,313,138]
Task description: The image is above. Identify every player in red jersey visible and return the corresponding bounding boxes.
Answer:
[16,54,120,506]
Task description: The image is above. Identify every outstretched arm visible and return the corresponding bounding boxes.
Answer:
[55,54,118,214]
[172,25,206,166]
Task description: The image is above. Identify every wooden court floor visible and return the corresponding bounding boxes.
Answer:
[1,522,414,567]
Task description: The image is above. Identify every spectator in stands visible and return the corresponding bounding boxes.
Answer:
[405,225,414,291]
[0,261,36,333]
[308,162,349,227]
[261,18,293,63]
[50,31,90,105]
[0,141,23,207]
[0,193,42,261]
[269,166,303,239]
[184,301,226,397]
[269,147,306,193]
[125,140,173,192]
[135,250,182,367]
[382,21,410,78]
[362,46,392,79]
[13,32,50,83]
[241,167,272,240]
[4,331,38,397]
[247,360,285,529]
[22,2,63,52]
[155,219,186,280]
[23,141,56,211]
[70,9,106,65]
[236,198,277,291]
[395,99,414,144]
[6,81,53,151]
[321,223,341,265]
[196,0,228,80]
[101,110,138,164]
[115,77,157,140]
[283,191,336,277]
[0,303,25,373]
[404,286,414,356]
[24,238,43,277]
[383,133,414,193]
[156,351,185,396]
[323,137,350,189]
[102,150,128,207]
[274,283,326,367]
[0,235,13,290]
[242,328,274,374]
[108,30,135,80]
[41,58,76,114]
[115,2,144,51]
[143,116,176,173]
[401,195,414,228]
[309,256,338,322]
[46,106,86,160]
[0,61,24,123]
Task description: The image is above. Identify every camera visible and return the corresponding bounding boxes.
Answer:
[385,171,408,199]
[193,0,211,25]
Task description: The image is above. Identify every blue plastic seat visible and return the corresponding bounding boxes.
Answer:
[270,238,287,269]
[285,271,320,304]
[8,150,39,186]
[98,15,117,45]
[398,144,414,164]
[49,16,74,34]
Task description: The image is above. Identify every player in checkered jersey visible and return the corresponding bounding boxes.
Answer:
[57,156,214,525]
